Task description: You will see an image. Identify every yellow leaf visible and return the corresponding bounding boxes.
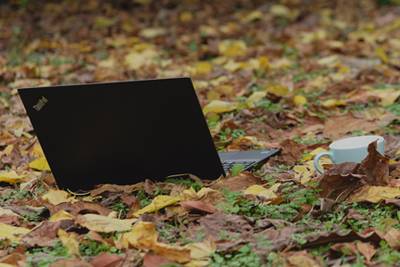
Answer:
[369,89,400,106]
[58,229,80,256]
[185,240,216,267]
[218,40,247,57]
[139,27,167,38]
[258,56,270,71]
[180,11,193,22]
[266,84,289,97]
[321,99,346,108]
[76,214,136,233]
[32,143,45,157]
[124,48,157,70]
[29,156,51,171]
[49,210,74,222]
[0,171,26,184]
[243,184,279,199]
[0,263,16,267]
[376,47,389,64]
[203,100,238,114]
[0,223,30,242]
[287,251,320,267]
[42,190,74,205]
[246,91,266,108]
[123,221,191,263]
[133,195,181,217]
[194,62,213,76]
[293,95,307,106]
[242,10,263,23]
[270,5,291,17]
[349,186,400,203]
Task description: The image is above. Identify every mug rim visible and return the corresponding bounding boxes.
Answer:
[329,135,384,150]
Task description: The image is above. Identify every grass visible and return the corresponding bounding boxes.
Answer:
[79,239,119,257]
[26,241,69,267]
[210,245,262,267]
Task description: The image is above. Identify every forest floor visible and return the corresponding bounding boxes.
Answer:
[1,0,400,266]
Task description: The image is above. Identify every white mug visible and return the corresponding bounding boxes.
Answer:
[313,135,385,174]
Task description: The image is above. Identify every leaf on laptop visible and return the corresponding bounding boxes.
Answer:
[28,156,51,171]
[133,195,181,217]
[0,171,26,184]
[42,189,75,205]
[122,221,191,263]
[76,214,136,233]
[203,100,238,114]
[0,223,30,242]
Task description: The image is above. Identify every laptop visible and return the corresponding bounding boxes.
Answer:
[18,78,279,191]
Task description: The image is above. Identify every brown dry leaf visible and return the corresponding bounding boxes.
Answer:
[143,253,173,267]
[122,221,191,263]
[181,200,216,214]
[90,183,143,196]
[49,259,92,267]
[358,141,390,185]
[185,240,216,267]
[331,241,376,263]
[276,139,304,165]
[90,252,123,267]
[211,173,263,192]
[318,163,364,201]
[286,251,321,267]
[50,201,112,217]
[76,214,136,233]
[376,227,400,249]
[42,190,75,205]
[22,221,66,247]
[323,113,397,139]
[348,186,400,203]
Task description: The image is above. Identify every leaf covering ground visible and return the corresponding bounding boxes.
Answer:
[1,0,400,266]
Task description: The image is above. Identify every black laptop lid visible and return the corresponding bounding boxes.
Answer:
[19,78,225,191]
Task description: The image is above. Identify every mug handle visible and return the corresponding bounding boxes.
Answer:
[313,151,334,174]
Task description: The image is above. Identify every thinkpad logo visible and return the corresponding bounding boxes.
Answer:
[33,96,48,111]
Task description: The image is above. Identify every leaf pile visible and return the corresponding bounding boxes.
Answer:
[1,0,400,266]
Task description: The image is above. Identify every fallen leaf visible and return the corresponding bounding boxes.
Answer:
[0,223,29,242]
[246,91,266,108]
[185,239,216,267]
[349,186,400,203]
[331,241,376,263]
[376,227,400,249]
[42,189,75,205]
[193,62,213,76]
[181,200,216,214]
[321,99,346,108]
[124,48,158,71]
[203,100,238,114]
[49,210,74,222]
[0,171,26,184]
[286,251,321,267]
[243,183,280,199]
[49,259,92,267]
[211,173,263,191]
[358,141,390,185]
[76,214,136,233]
[122,221,191,263]
[293,95,307,106]
[28,156,51,171]
[218,40,247,57]
[90,252,123,267]
[22,221,67,247]
[266,84,289,97]
[143,253,173,267]
[133,195,181,217]
[58,229,80,256]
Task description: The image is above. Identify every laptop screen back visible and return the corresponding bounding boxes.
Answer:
[18,78,224,191]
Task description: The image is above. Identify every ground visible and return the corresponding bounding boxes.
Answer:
[1,0,400,266]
